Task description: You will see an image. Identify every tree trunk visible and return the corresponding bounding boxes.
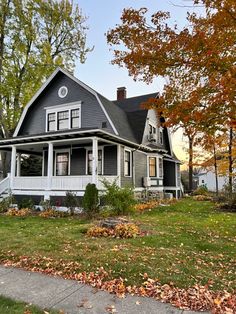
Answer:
[188,136,193,193]
[213,142,219,196]
[228,126,233,194]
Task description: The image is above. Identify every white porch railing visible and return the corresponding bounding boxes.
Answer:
[12,176,48,190]
[0,175,10,195]
[11,175,118,191]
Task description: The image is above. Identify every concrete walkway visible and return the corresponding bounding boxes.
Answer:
[0,266,209,314]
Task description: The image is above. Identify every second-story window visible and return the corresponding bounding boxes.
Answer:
[58,111,69,130]
[71,109,80,128]
[48,113,56,131]
[46,102,81,132]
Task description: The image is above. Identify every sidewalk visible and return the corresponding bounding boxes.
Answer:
[0,266,209,314]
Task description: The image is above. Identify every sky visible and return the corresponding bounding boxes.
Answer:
[74,0,203,164]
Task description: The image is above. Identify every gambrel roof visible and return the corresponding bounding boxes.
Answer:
[11,67,172,154]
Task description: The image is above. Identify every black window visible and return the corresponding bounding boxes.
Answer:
[48,113,55,131]
[71,108,80,128]
[58,111,69,130]
[124,150,131,176]
[87,150,102,175]
[159,129,163,144]
[149,157,156,177]
[56,153,69,176]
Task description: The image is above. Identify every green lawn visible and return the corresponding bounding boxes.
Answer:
[0,295,58,314]
[0,198,235,292]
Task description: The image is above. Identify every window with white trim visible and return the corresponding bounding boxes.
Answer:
[56,152,69,176]
[149,157,157,177]
[48,113,56,131]
[124,150,131,177]
[58,111,69,130]
[87,149,103,175]
[159,158,163,177]
[45,103,81,132]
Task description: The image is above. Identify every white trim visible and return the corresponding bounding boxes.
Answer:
[124,148,132,177]
[117,145,121,187]
[13,68,62,137]
[167,128,173,156]
[54,148,71,176]
[44,101,81,111]
[85,145,104,175]
[45,102,81,132]
[58,86,68,98]
[2,128,163,153]
[42,151,45,176]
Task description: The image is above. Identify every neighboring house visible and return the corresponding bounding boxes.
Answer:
[0,67,181,204]
[194,169,228,192]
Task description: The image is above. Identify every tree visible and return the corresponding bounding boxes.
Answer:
[0,0,91,176]
[107,0,236,192]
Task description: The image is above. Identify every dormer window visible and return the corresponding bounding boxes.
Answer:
[58,111,69,130]
[48,113,56,131]
[45,102,81,132]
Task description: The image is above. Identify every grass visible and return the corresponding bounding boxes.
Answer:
[0,295,58,313]
[0,198,235,292]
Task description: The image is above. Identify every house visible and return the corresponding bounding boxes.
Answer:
[194,169,228,192]
[0,67,182,204]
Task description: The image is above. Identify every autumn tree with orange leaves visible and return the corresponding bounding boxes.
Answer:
[107,0,236,192]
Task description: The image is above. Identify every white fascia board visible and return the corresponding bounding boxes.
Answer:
[13,67,118,137]
[13,68,61,137]
[167,128,174,156]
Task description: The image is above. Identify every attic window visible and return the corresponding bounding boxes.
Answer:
[45,102,81,132]
[102,122,107,128]
[58,86,68,98]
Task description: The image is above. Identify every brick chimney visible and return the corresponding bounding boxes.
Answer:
[117,87,127,100]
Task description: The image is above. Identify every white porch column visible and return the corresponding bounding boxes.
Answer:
[92,137,98,185]
[10,145,16,189]
[117,144,121,187]
[46,142,53,194]
[16,153,21,177]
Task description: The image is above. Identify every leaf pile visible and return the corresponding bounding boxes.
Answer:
[1,253,235,313]
[87,223,140,238]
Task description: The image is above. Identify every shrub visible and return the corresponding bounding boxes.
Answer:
[82,183,99,217]
[0,195,15,213]
[65,191,78,215]
[217,183,236,212]
[18,198,34,210]
[102,179,135,215]
[193,185,209,196]
[6,208,31,217]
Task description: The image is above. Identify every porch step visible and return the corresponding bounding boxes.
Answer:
[0,192,9,202]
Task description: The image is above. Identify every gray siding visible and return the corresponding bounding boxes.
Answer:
[163,160,176,186]
[18,72,114,136]
[134,151,147,187]
[120,146,133,187]
[104,146,117,175]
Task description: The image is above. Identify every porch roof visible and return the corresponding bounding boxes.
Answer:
[0,128,167,153]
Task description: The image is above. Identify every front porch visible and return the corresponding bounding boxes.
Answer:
[6,136,120,198]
